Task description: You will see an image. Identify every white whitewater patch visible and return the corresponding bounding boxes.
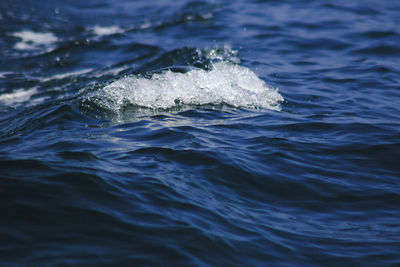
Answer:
[91,26,124,37]
[87,53,283,113]
[13,31,58,51]
[0,87,38,106]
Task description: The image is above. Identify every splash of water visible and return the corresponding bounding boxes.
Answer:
[82,47,283,116]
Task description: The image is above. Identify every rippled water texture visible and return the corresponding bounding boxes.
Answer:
[1,0,400,265]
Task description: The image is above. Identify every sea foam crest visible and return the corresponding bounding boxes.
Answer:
[85,48,283,113]
[13,31,58,51]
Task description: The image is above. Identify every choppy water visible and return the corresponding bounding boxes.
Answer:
[1,0,400,265]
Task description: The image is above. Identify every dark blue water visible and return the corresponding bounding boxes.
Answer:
[1,0,400,265]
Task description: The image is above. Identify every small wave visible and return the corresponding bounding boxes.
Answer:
[12,30,58,51]
[81,47,283,117]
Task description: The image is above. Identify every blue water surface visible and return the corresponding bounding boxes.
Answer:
[1,0,400,266]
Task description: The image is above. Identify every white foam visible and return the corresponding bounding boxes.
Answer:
[91,26,124,36]
[0,72,13,78]
[138,22,152,30]
[41,68,93,82]
[87,52,283,113]
[0,87,38,106]
[13,31,58,51]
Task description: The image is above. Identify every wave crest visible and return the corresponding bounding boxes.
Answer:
[81,47,283,117]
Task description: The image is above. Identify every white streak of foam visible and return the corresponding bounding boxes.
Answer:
[91,26,124,36]
[97,66,127,77]
[41,68,93,82]
[93,61,283,111]
[139,22,152,30]
[0,87,38,106]
[0,72,13,78]
[13,31,58,50]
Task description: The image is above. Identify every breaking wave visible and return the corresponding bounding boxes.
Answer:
[81,47,283,118]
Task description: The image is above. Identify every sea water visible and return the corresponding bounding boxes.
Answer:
[1,0,399,265]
